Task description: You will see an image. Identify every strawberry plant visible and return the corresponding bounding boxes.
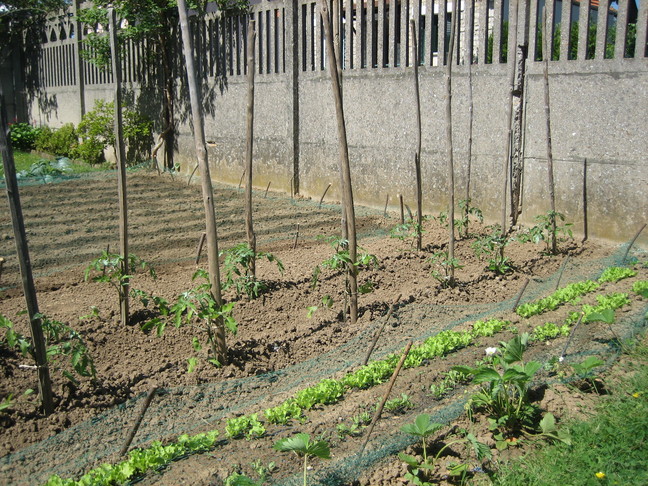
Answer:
[382,393,414,413]
[399,414,491,485]
[274,433,331,486]
[454,334,542,435]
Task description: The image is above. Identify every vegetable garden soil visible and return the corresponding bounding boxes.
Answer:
[1,170,646,485]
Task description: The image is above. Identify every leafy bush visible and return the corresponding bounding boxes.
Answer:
[35,124,78,158]
[9,122,40,151]
[77,99,152,165]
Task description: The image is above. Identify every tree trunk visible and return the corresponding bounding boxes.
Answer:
[177,0,228,364]
[245,20,257,278]
[318,0,358,324]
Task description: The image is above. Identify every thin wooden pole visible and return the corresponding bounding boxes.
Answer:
[445,1,459,285]
[245,20,257,279]
[360,341,413,454]
[411,19,423,251]
[119,387,157,456]
[177,0,227,364]
[0,89,54,415]
[399,194,404,224]
[542,6,557,254]
[109,8,129,326]
[319,183,331,208]
[623,223,647,263]
[363,294,402,365]
[319,0,358,324]
[501,0,519,234]
[582,158,588,243]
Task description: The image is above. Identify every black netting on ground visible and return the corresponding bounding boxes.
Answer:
[1,239,646,485]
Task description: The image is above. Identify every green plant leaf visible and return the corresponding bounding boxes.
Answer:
[584,309,615,324]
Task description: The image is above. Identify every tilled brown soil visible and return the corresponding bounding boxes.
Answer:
[0,170,645,485]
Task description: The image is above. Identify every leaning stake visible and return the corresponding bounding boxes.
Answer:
[0,88,54,414]
[363,294,402,365]
[360,341,413,455]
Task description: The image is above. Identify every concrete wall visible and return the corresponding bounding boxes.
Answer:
[16,0,648,243]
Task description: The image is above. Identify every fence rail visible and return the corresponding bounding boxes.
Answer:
[34,0,647,88]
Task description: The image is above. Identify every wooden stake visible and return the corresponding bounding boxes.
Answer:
[512,278,530,312]
[293,223,300,250]
[582,158,588,243]
[177,0,228,364]
[318,183,331,208]
[383,194,389,217]
[319,0,358,324]
[554,256,570,291]
[363,294,402,366]
[195,232,206,265]
[360,341,413,455]
[411,19,423,251]
[264,181,271,198]
[238,169,245,192]
[623,223,647,263]
[109,8,130,326]
[542,7,557,254]
[0,88,54,415]
[445,2,459,285]
[399,194,404,224]
[245,20,257,279]
[119,387,157,456]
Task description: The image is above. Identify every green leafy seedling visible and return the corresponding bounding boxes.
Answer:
[400,414,443,463]
[274,433,331,486]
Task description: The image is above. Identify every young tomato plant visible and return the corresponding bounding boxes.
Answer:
[519,210,573,255]
[84,251,155,324]
[221,243,284,299]
[390,218,425,250]
[171,269,237,367]
[428,250,463,288]
[1,313,96,384]
[310,235,379,317]
[472,224,513,275]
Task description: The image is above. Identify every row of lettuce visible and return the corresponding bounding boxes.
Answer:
[44,265,647,485]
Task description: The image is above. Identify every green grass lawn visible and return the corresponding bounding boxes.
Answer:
[492,340,648,486]
[1,150,108,178]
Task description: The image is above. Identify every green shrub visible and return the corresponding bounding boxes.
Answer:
[36,124,78,158]
[9,122,40,151]
[77,99,152,165]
